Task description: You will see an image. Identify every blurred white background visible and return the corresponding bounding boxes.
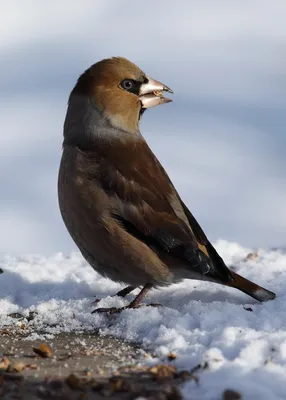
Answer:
[0,0,285,254]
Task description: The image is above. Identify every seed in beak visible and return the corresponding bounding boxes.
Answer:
[153,90,164,98]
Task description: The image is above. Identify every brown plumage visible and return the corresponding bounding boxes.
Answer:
[58,57,275,312]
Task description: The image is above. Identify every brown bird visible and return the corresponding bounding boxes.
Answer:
[58,57,275,313]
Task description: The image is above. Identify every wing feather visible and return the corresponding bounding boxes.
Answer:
[82,140,232,281]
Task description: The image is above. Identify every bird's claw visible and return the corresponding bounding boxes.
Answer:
[92,307,122,314]
[92,303,162,314]
[144,303,162,308]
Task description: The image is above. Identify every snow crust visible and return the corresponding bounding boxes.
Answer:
[0,240,285,399]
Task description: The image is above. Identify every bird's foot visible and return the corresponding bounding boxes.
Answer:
[92,303,162,315]
[92,284,159,314]
[92,307,123,314]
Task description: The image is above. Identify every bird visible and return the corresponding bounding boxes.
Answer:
[58,56,275,313]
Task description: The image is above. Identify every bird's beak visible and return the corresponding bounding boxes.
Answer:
[139,76,173,109]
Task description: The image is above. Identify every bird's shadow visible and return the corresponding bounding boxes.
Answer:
[148,281,261,310]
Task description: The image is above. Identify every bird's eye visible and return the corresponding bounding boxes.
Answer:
[120,79,135,91]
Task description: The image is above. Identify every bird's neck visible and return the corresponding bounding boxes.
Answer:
[63,95,141,150]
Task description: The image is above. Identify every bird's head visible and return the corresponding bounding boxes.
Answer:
[68,57,173,136]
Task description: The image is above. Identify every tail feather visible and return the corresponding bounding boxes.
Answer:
[226,270,276,302]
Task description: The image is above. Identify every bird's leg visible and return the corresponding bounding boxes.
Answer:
[115,286,135,297]
[92,283,161,314]
[92,285,135,305]
[126,283,152,308]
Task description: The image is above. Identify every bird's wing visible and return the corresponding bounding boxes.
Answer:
[83,141,232,282]
[176,197,232,280]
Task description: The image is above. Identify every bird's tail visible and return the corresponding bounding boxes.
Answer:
[226,270,276,302]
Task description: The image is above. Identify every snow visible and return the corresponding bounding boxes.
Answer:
[0,240,285,399]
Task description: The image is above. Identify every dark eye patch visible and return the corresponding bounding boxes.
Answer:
[120,79,142,95]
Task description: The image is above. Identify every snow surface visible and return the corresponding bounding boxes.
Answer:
[0,240,285,399]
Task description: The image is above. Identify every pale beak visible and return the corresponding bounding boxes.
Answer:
[139,76,173,109]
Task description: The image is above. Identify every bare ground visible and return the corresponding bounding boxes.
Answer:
[0,331,185,399]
